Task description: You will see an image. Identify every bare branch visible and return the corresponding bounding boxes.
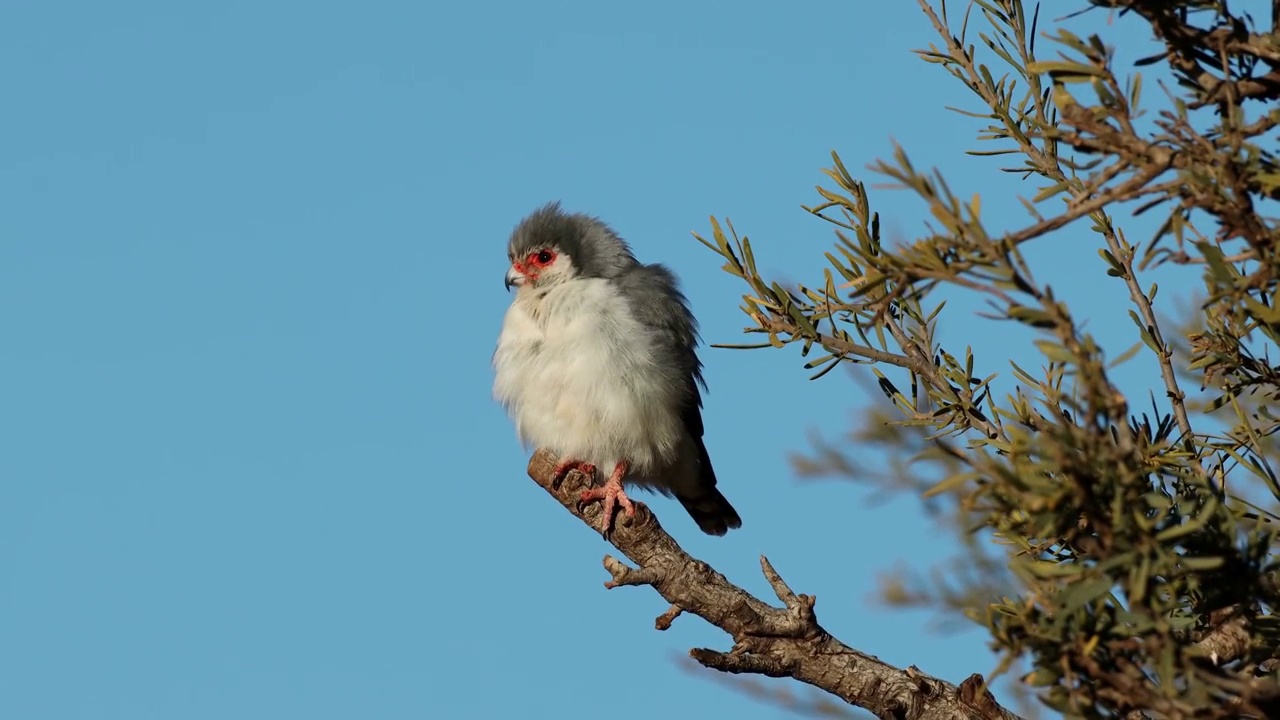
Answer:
[525,449,1024,720]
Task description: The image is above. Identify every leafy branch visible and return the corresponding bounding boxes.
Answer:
[695,1,1280,716]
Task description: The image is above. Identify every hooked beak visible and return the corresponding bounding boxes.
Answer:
[504,266,525,291]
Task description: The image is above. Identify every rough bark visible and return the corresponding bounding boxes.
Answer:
[525,449,1024,720]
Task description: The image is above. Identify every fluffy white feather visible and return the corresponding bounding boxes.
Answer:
[493,277,685,475]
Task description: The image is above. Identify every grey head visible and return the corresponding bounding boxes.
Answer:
[504,202,639,291]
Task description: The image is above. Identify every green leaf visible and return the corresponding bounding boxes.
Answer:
[1180,556,1224,571]
[1107,341,1144,369]
[1008,305,1056,328]
[1060,577,1114,614]
[1244,295,1280,325]
[1026,560,1082,578]
[1155,493,1219,541]
[1034,340,1074,364]
[923,471,980,498]
[1026,60,1107,81]
[1098,248,1123,274]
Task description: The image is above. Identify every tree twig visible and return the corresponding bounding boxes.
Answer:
[1107,227,1197,447]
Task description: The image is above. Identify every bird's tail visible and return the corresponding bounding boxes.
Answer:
[677,439,742,536]
[677,487,741,536]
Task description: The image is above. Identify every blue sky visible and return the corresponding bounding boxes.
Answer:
[1,2,1191,718]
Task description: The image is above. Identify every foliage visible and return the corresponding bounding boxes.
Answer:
[696,1,1280,717]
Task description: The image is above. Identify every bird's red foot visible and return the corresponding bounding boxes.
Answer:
[552,458,596,487]
[578,461,634,533]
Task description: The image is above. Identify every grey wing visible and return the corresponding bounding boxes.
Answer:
[613,264,706,425]
[615,264,741,535]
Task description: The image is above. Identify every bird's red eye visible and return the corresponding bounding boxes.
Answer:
[529,249,555,267]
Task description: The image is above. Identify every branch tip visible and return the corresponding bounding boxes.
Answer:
[602,554,663,589]
[957,674,1006,720]
[760,555,799,605]
[691,647,798,678]
[655,604,683,631]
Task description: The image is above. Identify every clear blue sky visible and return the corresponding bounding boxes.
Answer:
[2,2,1180,718]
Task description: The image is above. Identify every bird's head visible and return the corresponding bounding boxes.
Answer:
[504,202,637,292]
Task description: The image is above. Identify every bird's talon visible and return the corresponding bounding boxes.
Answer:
[577,466,635,533]
[553,459,596,490]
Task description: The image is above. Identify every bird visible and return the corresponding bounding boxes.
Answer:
[492,202,742,536]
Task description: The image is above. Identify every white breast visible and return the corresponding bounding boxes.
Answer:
[492,279,684,474]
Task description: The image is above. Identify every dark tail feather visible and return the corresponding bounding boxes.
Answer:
[677,487,742,536]
[677,439,742,536]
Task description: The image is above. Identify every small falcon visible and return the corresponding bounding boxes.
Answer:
[492,202,741,536]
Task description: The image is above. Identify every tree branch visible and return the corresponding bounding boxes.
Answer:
[1106,226,1197,448]
[525,448,1024,720]
[1114,0,1280,105]
[1194,610,1253,667]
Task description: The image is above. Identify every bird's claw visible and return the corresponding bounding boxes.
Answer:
[552,458,596,490]
[578,481,636,535]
